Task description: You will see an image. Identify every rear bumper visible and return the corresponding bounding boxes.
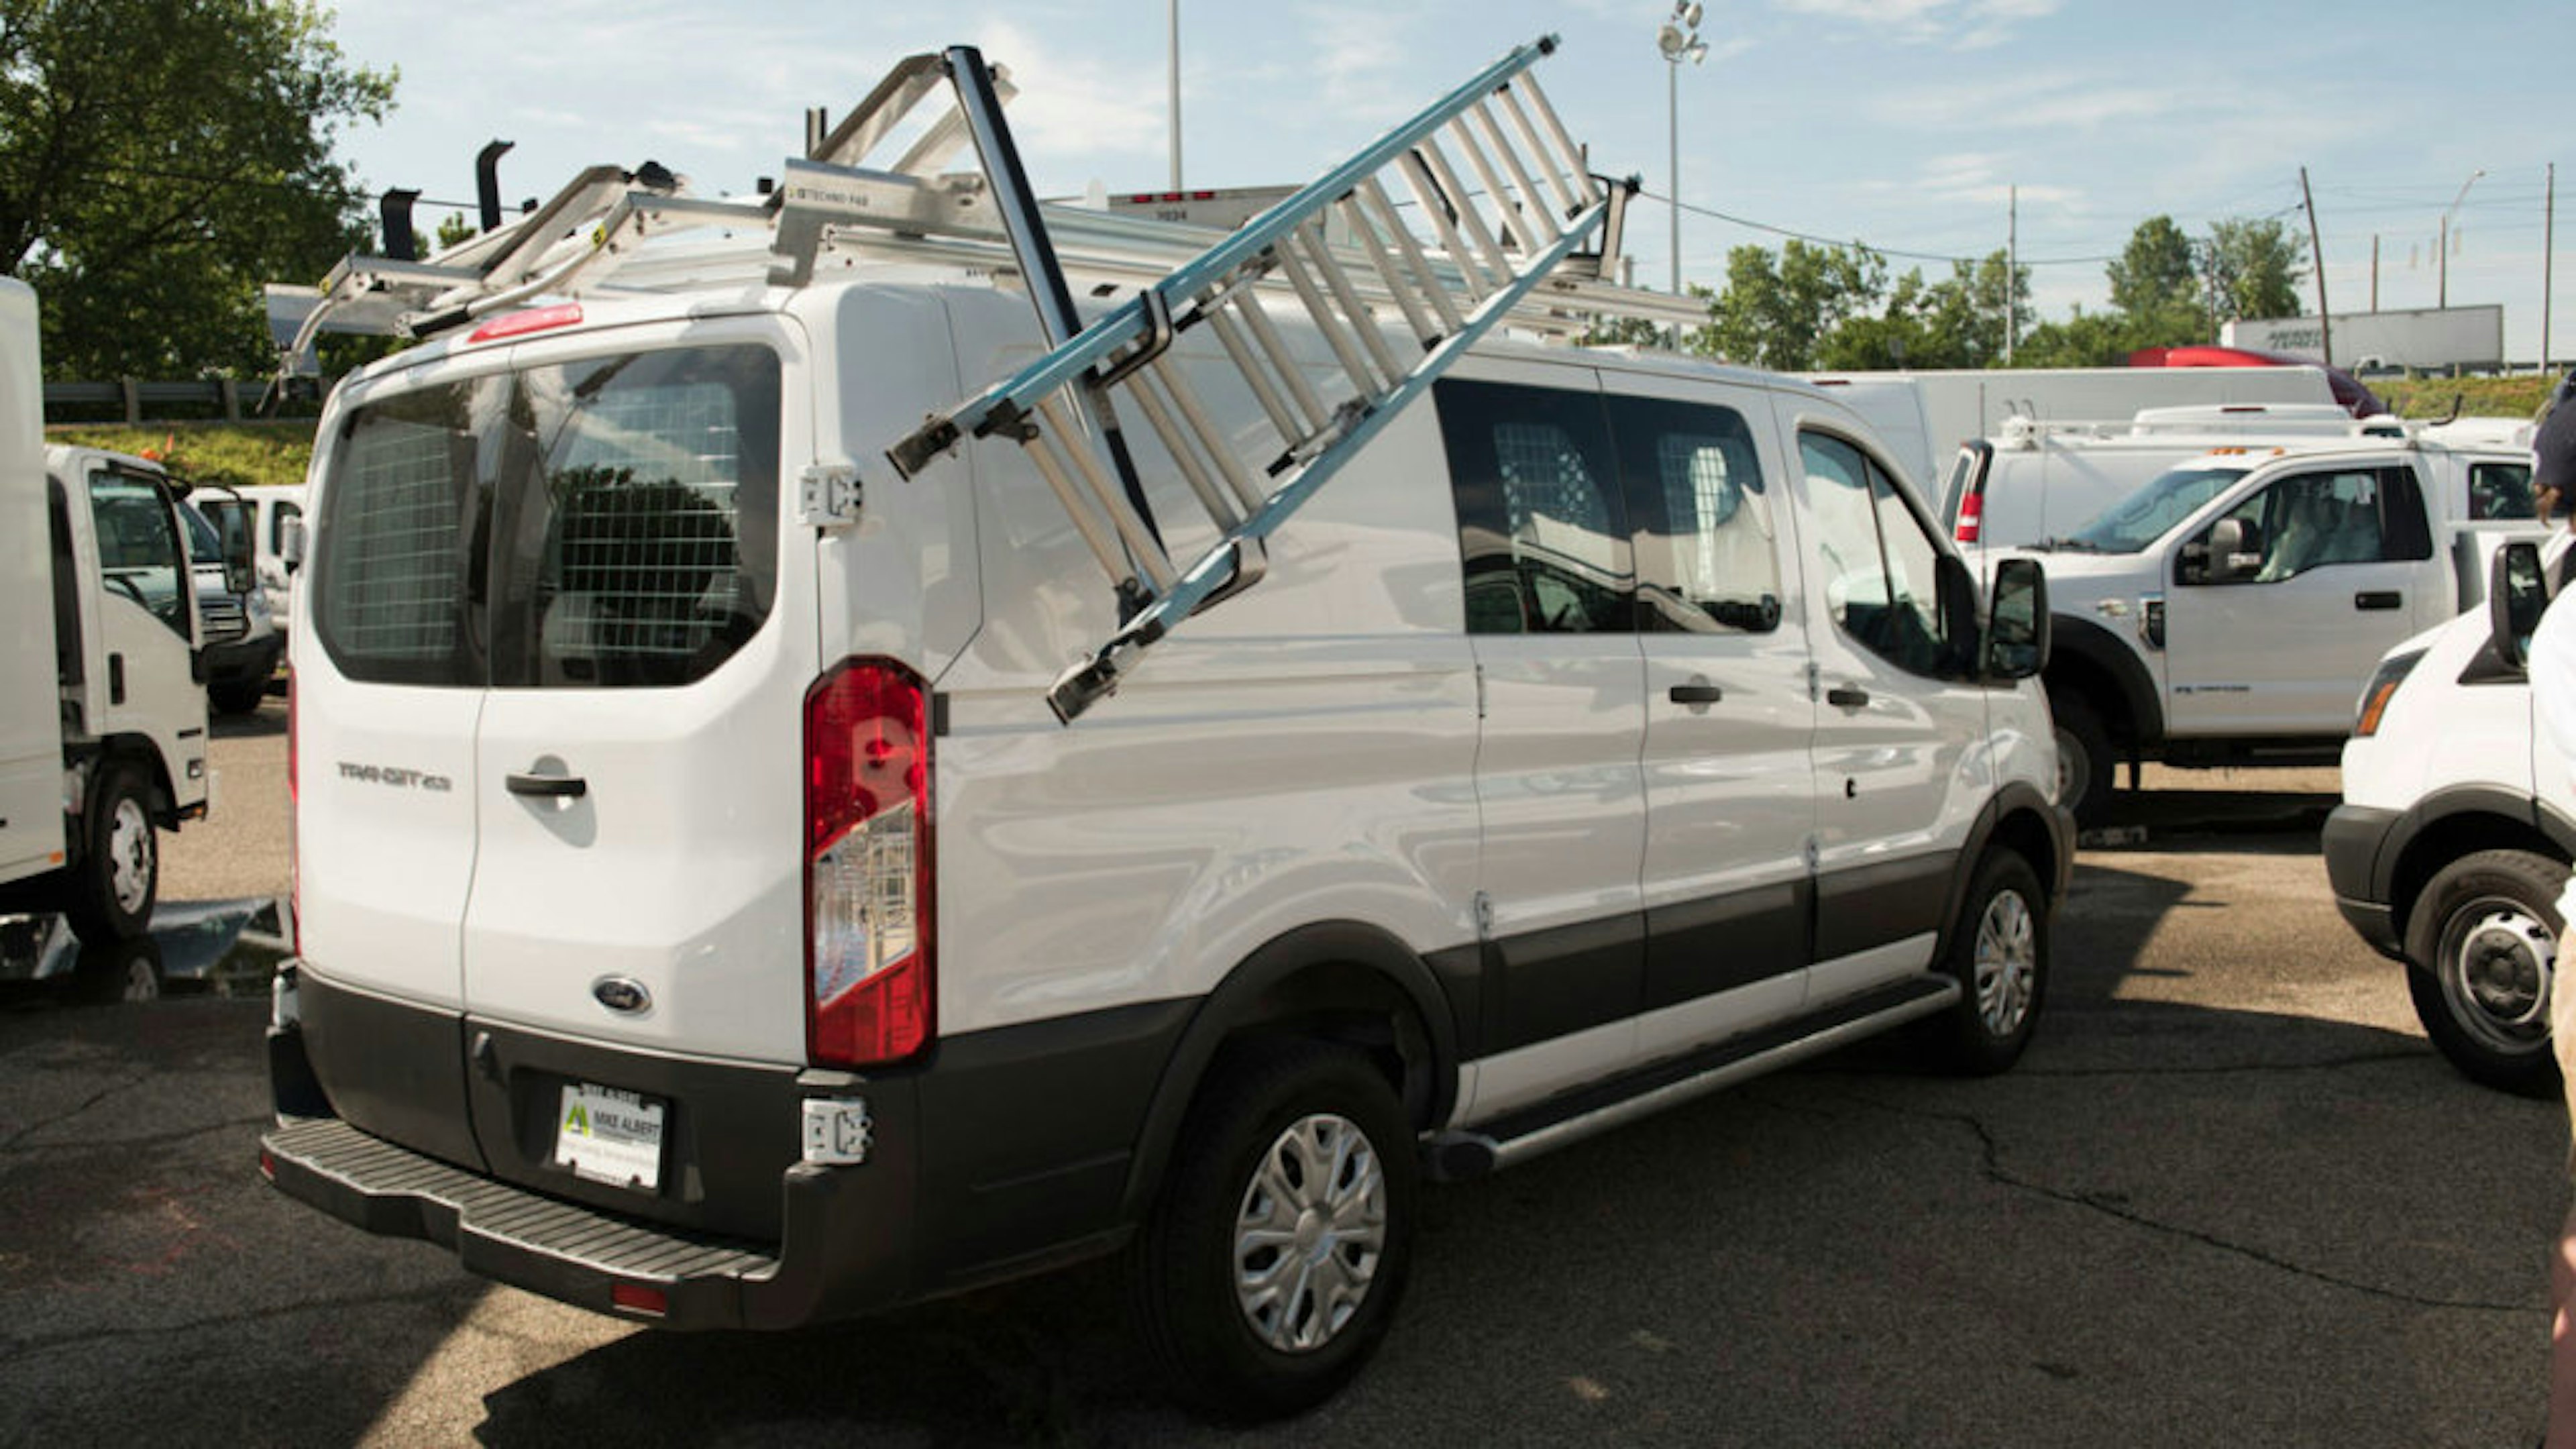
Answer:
[2322,803,2404,959]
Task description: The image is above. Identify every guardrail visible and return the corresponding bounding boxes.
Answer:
[43,377,326,425]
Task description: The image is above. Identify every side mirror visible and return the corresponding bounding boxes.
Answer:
[2489,540,2550,671]
[220,505,256,597]
[2200,517,2263,584]
[1934,553,1980,678]
[280,515,306,574]
[1984,556,2051,680]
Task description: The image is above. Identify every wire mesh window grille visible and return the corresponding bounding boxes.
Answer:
[318,413,471,678]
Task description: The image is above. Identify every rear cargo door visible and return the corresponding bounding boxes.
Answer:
[460,327,813,1065]
[298,351,504,1009]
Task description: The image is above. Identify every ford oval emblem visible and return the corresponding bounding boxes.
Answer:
[592,977,651,1014]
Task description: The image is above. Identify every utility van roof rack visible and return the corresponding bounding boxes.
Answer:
[282,36,1697,721]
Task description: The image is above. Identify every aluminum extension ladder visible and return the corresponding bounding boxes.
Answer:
[883,36,1615,722]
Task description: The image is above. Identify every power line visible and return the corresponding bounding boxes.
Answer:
[1648,188,2116,267]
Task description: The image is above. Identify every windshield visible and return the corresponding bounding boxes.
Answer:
[2063,464,2251,554]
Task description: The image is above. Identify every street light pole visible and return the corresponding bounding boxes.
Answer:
[1656,2,1707,347]
[2440,167,2484,310]
[1167,0,1182,191]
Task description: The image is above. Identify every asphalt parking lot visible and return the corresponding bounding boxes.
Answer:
[0,695,2562,1447]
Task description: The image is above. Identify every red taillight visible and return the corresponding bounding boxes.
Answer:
[1953,490,1984,544]
[804,659,932,1069]
[466,303,583,345]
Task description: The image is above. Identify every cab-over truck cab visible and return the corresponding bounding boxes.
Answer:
[1,289,229,942]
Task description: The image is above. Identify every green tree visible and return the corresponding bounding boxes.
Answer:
[1701,239,1882,371]
[2202,217,2307,323]
[432,211,479,252]
[0,0,396,379]
[2012,305,2135,368]
[2106,216,2198,319]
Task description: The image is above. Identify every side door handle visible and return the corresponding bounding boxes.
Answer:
[506,771,588,799]
[1668,683,1724,706]
[1827,685,1871,709]
[2354,590,2403,612]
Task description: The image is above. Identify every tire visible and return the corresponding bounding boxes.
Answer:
[2047,688,2116,824]
[63,761,157,946]
[209,678,266,715]
[1916,849,2048,1075]
[2402,849,2565,1099]
[1126,1040,1417,1421]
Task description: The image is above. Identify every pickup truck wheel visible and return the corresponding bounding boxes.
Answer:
[1127,1040,1415,1421]
[209,678,266,715]
[2047,690,2115,822]
[1916,849,2047,1075]
[2404,849,2565,1099]
[63,761,156,945]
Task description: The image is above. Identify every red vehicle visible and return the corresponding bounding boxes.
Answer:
[2131,345,2387,418]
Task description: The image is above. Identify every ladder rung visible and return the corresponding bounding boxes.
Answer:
[1515,76,1594,207]
[1272,236,1385,398]
[1497,83,1581,222]
[1125,366,1244,532]
[1232,289,1333,437]
[1444,116,1529,260]
[1146,358,1269,515]
[1033,396,1177,592]
[1359,177,1464,335]
[1395,154,1493,301]
[1298,220,1405,385]
[1340,197,1439,349]
[1204,306,1307,451]
[1419,139,1516,281]
[1470,101,1561,247]
[1021,422,1143,589]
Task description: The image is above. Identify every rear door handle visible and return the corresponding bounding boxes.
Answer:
[1668,683,1724,705]
[506,771,588,799]
[1827,685,1871,709]
[2354,591,2403,612]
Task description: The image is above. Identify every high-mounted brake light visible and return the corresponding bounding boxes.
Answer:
[467,303,584,345]
[804,660,932,1069]
[1953,490,1984,544]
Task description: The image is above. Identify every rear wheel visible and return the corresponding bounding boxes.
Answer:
[2403,849,2565,1099]
[1917,849,2048,1075]
[1126,1040,1415,1421]
[209,678,266,715]
[63,761,156,945]
[2047,688,2115,823]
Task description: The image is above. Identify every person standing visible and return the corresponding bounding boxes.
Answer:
[2528,372,2576,1446]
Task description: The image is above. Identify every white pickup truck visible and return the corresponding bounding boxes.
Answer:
[2003,417,2544,816]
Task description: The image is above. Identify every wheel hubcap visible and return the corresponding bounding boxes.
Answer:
[1975,888,2037,1038]
[107,798,152,917]
[1232,1113,1387,1354]
[2441,900,2554,1053]
[2052,725,2088,810]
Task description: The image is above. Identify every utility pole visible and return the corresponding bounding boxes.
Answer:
[1167,0,1182,190]
[2300,166,2330,366]
[2370,235,2379,313]
[2006,184,2018,365]
[2547,162,2558,371]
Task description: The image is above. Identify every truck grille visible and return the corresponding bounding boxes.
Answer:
[199,592,248,643]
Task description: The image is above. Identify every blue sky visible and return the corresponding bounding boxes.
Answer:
[326,0,2571,362]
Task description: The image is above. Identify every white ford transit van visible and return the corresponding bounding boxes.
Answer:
[258,45,2070,1418]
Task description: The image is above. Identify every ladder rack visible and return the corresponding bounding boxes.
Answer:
[276,37,1697,720]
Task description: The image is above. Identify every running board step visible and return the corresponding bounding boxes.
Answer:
[1426,975,1962,1181]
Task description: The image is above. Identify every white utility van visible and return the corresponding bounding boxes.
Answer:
[0,282,221,941]
[174,490,282,712]
[2326,536,2572,1097]
[1804,364,2344,494]
[1938,403,2416,561]
[2000,421,2546,818]
[256,43,2070,1417]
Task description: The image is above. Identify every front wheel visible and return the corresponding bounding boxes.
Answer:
[63,761,157,946]
[1126,1040,1417,1421]
[2403,849,2565,1099]
[1916,849,2048,1075]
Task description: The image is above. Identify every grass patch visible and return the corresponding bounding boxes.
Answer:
[46,421,316,491]
[2375,374,2557,421]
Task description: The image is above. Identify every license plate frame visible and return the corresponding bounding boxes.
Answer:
[552,1081,667,1193]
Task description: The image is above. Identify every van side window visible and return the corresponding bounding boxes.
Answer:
[1434,378,1632,635]
[1609,395,1781,633]
[1799,431,1946,677]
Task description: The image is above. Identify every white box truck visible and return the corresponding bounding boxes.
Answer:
[0,278,217,941]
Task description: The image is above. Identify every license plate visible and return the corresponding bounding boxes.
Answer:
[553,1082,665,1192]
